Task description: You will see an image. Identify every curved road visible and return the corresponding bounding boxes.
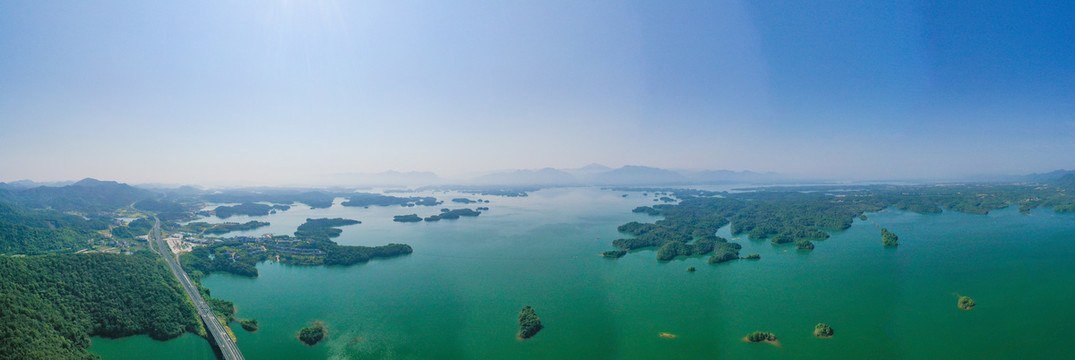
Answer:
[152,218,245,360]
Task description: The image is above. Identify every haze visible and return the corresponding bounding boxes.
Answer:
[2,1,1073,186]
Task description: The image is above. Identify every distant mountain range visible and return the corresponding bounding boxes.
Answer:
[4,168,1073,193]
[328,171,442,187]
[1024,169,1075,183]
[0,179,75,190]
[318,165,785,187]
[469,164,783,186]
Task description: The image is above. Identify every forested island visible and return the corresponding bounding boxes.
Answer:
[814,323,834,338]
[298,322,326,346]
[959,296,976,310]
[517,306,543,340]
[213,202,289,218]
[240,318,259,332]
[882,228,899,247]
[424,208,481,221]
[393,214,423,222]
[341,193,440,207]
[745,331,778,343]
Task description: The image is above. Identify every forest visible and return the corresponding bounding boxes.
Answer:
[0,252,201,360]
[0,202,110,255]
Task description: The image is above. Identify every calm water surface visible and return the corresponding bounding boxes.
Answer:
[90,187,1075,359]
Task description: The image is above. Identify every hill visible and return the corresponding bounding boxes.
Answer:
[5,178,157,212]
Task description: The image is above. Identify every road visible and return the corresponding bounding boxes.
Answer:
[151,218,245,360]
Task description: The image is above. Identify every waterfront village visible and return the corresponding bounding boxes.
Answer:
[157,232,326,258]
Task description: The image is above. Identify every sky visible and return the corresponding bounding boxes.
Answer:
[1,0,1073,186]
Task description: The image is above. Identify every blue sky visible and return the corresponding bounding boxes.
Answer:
[1,1,1072,185]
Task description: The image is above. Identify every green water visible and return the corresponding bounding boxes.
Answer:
[90,187,1075,359]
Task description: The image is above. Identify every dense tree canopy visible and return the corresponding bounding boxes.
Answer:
[517,306,543,339]
[746,331,777,342]
[298,323,325,346]
[294,218,360,241]
[213,203,274,218]
[814,323,834,338]
[958,296,976,310]
[393,214,423,223]
[0,202,108,255]
[0,252,200,359]
[881,228,899,247]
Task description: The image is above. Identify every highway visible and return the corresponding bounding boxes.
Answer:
[151,218,245,360]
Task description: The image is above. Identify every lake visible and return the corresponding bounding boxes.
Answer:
[90,186,1075,359]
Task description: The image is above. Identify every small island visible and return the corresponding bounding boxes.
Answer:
[882,228,899,247]
[745,331,778,344]
[742,254,761,260]
[958,296,976,310]
[796,240,815,250]
[239,318,258,332]
[424,208,481,221]
[341,193,439,207]
[517,306,543,340]
[298,322,326,346]
[602,250,626,258]
[451,198,477,204]
[814,323,833,338]
[214,202,279,218]
[393,214,422,223]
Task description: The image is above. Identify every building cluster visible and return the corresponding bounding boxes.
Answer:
[179,233,326,257]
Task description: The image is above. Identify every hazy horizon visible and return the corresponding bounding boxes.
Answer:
[3,1,1073,186]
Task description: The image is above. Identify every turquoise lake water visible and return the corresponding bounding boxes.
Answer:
[89,187,1075,359]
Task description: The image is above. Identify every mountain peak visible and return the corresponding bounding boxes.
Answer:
[73,178,108,186]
